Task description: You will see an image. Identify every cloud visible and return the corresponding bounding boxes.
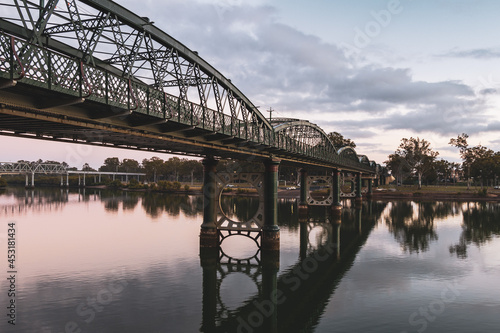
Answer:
[121,0,492,138]
[440,48,500,59]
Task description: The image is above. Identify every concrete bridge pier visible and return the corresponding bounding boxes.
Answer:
[200,157,219,248]
[332,169,342,216]
[262,158,281,251]
[25,172,35,189]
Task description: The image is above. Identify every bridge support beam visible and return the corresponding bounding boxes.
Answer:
[299,168,308,215]
[200,157,219,248]
[355,172,362,205]
[332,169,342,215]
[262,158,280,251]
[367,178,373,198]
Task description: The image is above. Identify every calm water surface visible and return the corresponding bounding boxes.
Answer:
[1,187,499,332]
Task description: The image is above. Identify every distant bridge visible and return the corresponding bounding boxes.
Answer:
[0,161,145,186]
[0,0,386,249]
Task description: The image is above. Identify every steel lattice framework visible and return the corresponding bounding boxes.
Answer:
[0,0,383,175]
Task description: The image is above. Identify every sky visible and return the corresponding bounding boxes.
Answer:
[3,0,500,169]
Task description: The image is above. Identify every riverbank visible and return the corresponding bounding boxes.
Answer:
[371,185,500,201]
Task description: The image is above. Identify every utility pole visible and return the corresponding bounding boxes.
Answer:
[267,107,274,122]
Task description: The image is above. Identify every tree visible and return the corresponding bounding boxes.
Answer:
[142,157,164,182]
[395,137,439,189]
[99,157,120,172]
[385,153,411,186]
[165,157,182,181]
[181,159,203,185]
[327,132,356,148]
[82,163,95,171]
[433,159,453,185]
[120,159,141,173]
[449,133,496,189]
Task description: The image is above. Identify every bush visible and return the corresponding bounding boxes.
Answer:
[184,184,190,191]
[0,177,7,187]
[107,179,123,188]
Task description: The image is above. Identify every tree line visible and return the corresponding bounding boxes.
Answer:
[385,134,500,189]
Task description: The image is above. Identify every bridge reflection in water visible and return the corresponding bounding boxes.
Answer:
[200,200,387,333]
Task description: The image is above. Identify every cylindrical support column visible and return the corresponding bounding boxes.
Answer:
[299,169,307,206]
[299,168,308,216]
[78,174,81,186]
[31,172,34,187]
[66,173,69,187]
[83,173,86,186]
[60,175,63,187]
[355,172,362,204]
[99,174,101,183]
[262,158,280,251]
[332,169,342,215]
[25,174,28,187]
[200,157,219,248]
[367,178,373,197]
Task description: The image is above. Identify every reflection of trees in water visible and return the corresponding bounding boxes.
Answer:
[219,196,259,222]
[384,201,460,253]
[141,193,203,218]
[122,193,140,211]
[104,198,119,212]
[450,202,500,258]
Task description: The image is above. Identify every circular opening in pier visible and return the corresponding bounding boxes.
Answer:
[220,180,260,223]
[340,180,355,195]
[309,179,331,201]
[220,235,260,260]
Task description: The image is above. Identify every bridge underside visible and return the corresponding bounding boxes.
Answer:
[0,86,319,167]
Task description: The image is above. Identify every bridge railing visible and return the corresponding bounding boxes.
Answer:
[0,33,375,173]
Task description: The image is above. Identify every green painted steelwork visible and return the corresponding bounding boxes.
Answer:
[0,1,383,175]
[299,169,307,206]
[263,159,280,232]
[333,169,341,207]
[356,172,362,199]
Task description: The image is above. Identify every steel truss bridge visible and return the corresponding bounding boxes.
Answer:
[0,0,382,173]
[0,0,386,251]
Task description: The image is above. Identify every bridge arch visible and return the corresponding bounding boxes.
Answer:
[0,0,271,131]
[272,119,338,159]
[337,146,359,163]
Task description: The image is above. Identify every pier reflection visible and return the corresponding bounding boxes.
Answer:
[200,200,387,333]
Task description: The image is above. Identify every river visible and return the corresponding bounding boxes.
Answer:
[0,187,499,332]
